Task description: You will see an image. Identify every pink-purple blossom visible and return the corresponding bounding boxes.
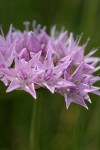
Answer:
[0,21,100,109]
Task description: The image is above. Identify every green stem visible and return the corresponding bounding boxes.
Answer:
[29,89,69,150]
[30,90,42,150]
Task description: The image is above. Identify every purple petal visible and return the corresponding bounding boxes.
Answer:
[6,80,20,92]
[72,63,84,80]
[24,83,36,99]
[19,48,29,60]
[43,82,55,93]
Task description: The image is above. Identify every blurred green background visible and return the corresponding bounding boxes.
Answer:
[0,0,100,150]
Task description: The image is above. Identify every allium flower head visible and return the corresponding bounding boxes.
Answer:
[0,21,100,109]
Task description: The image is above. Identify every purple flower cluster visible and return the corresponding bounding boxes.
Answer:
[0,21,100,109]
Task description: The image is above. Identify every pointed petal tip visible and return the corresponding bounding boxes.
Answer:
[88,99,92,104]
[65,100,70,109]
[6,88,13,93]
[6,89,10,93]
[6,80,20,93]
[85,105,88,110]
[66,104,70,109]
[33,94,37,100]
[24,85,37,100]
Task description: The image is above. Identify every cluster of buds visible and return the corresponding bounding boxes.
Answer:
[0,21,100,109]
